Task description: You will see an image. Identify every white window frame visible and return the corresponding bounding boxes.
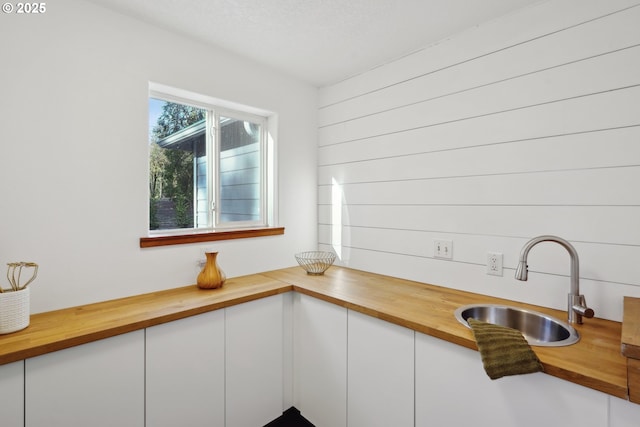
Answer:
[148,82,277,236]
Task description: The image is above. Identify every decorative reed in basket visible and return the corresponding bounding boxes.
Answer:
[0,262,37,334]
[2,261,38,293]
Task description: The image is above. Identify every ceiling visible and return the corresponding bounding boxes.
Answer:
[85,0,541,87]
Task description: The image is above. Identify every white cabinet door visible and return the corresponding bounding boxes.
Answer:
[415,331,608,427]
[0,360,24,426]
[25,330,144,427]
[347,309,414,427]
[146,310,225,427]
[293,293,347,427]
[225,293,284,427]
[610,395,640,427]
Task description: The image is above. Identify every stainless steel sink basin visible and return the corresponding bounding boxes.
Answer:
[454,304,580,347]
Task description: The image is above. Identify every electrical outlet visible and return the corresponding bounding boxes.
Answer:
[487,252,503,276]
[434,239,453,259]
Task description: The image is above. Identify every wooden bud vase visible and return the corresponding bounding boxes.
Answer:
[197,251,226,289]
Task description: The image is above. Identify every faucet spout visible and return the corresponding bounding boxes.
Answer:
[514,235,593,324]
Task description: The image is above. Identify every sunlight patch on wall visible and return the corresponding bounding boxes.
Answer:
[331,178,343,259]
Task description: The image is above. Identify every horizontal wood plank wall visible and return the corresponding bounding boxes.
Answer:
[316,0,640,321]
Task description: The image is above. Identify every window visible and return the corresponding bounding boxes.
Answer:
[145,83,278,244]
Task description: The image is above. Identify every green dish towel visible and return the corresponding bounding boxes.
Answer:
[467,318,543,380]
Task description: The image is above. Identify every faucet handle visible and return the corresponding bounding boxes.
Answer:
[571,294,594,320]
[572,304,595,319]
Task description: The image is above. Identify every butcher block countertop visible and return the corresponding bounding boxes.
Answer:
[622,297,640,359]
[0,266,630,401]
[622,297,640,403]
[0,273,291,365]
[266,267,628,400]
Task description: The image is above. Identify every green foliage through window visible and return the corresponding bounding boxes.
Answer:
[149,100,205,230]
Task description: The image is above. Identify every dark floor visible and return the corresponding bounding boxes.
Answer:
[264,407,315,427]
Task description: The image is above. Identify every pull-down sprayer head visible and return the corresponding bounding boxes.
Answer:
[514,260,528,281]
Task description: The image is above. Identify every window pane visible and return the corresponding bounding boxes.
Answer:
[219,116,262,223]
[149,98,207,230]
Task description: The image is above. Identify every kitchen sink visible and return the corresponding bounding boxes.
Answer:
[454,303,580,347]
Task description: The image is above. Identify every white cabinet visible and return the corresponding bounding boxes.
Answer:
[147,293,288,427]
[293,293,347,427]
[12,289,640,427]
[347,310,414,427]
[18,294,287,427]
[0,360,23,426]
[225,293,285,427]
[610,395,640,427]
[415,331,609,427]
[25,330,144,427]
[146,310,225,427]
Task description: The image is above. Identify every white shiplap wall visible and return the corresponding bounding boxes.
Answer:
[317,0,640,321]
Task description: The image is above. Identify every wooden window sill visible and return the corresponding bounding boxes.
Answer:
[140,227,285,248]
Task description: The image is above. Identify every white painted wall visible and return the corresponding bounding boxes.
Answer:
[2,0,638,324]
[318,0,640,321]
[0,0,318,313]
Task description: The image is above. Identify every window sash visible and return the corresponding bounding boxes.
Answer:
[148,87,270,235]
[213,109,267,229]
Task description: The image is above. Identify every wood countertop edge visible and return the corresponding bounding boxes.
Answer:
[288,285,475,347]
[290,284,628,399]
[0,274,292,366]
[272,267,629,400]
[622,343,640,360]
[622,297,640,404]
[622,297,640,359]
[0,266,630,401]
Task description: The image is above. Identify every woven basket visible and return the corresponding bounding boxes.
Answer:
[0,287,30,334]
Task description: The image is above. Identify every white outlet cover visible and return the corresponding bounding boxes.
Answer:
[487,252,503,276]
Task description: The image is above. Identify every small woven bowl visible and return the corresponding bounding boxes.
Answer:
[295,251,336,275]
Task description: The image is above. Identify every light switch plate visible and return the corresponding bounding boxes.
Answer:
[434,240,453,259]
